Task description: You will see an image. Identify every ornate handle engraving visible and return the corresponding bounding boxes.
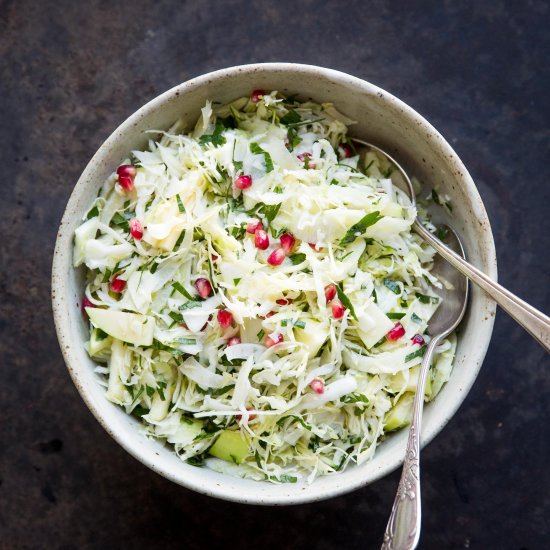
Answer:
[380,337,442,550]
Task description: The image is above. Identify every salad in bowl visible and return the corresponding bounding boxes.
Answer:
[74,90,456,484]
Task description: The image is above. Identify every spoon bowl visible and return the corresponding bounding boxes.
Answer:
[352,138,550,354]
[428,228,469,337]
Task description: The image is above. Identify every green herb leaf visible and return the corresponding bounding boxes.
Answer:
[280,109,301,125]
[256,329,265,341]
[208,384,234,398]
[176,194,186,213]
[341,392,369,404]
[86,205,99,219]
[249,142,274,173]
[95,328,109,341]
[169,311,184,324]
[179,300,202,310]
[279,474,298,483]
[186,454,206,467]
[286,127,302,151]
[233,278,241,286]
[131,404,149,419]
[336,284,357,320]
[260,203,281,225]
[172,282,195,300]
[289,253,306,265]
[150,339,186,356]
[111,212,129,232]
[416,292,439,304]
[174,230,186,250]
[340,211,383,245]
[387,312,405,320]
[405,344,427,362]
[411,312,423,323]
[276,415,312,430]
[435,226,449,241]
[384,278,401,295]
[281,319,306,329]
[174,338,197,345]
[199,120,226,147]
[157,381,167,401]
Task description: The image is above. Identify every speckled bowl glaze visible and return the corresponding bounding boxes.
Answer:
[52,63,497,505]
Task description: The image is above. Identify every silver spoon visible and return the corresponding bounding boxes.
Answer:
[352,139,550,354]
[380,225,468,550]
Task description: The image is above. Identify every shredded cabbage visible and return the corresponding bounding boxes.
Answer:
[75,91,457,483]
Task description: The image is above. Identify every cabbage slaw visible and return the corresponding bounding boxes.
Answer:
[74,91,456,483]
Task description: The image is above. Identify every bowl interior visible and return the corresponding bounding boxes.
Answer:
[52,63,496,505]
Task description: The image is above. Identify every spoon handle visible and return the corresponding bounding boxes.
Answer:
[381,335,443,550]
[414,221,550,353]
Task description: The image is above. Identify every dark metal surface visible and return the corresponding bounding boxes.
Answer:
[1,1,548,548]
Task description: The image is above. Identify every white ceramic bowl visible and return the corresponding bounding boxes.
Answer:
[52,63,497,505]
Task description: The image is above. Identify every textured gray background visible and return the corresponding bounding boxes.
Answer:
[1,0,549,549]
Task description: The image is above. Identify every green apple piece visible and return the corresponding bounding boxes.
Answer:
[354,300,394,349]
[388,366,432,398]
[86,308,155,346]
[209,430,249,464]
[294,319,329,358]
[106,338,128,404]
[87,328,112,360]
[384,393,414,432]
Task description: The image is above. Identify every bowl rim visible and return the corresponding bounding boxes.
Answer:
[52,62,497,505]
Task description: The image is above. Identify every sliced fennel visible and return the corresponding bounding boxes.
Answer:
[75,91,457,484]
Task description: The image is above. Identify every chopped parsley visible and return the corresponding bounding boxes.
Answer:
[340,211,383,245]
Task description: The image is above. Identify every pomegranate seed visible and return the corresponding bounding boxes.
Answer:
[324,284,337,302]
[195,278,212,299]
[265,311,276,318]
[116,164,137,178]
[339,144,353,158]
[179,322,189,329]
[331,299,345,319]
[227,336,241,346]
[237,407,257,422]
[110,276,126,293]
[246,219,263,234]
[118,175,134,191]
[217,309,233,329]
[251,89,265,103]
[310,378,325,395]
[129,218,143,240]
[212,254,218,263]
[234,174,252,190]
[267,248,285,266]
[276,298,291,306]
[387,322,406,341]
[82,296,95,311]
[254,229,270,250]
[280,233,296,253]
[297,152,316,169]
[411,334,425,346]
[265,333,283,347]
